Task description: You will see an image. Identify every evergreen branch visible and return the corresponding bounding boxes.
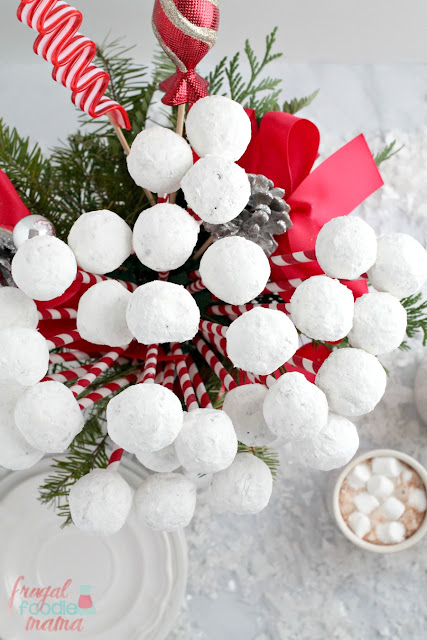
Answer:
[206,56,228,95]
[238,443,280,478]
[374,140,404,166]
[401,293,427,346]
[282,89,319,114]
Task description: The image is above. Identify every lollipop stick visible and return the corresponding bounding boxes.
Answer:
[193,236,214,261]
[169,104,186,205]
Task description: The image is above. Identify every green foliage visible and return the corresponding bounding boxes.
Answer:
[374,140,404,166]
[238,443,280,478]
[282,90,319,115]
[400,293,427,349]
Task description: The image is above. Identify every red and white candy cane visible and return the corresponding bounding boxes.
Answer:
[188,269,201,281]
[199,327,227,357]
[158,271,170,281]
[171,343,198,411]
[77,373,137,410]
[76,269,137,292]
[137,344,159,383]
[206,301,291,318]
[199,319,228,338]
[17,0,130,129]
[106,444,124,471]
[187,278,206,295]
[70,347,128,397]
[245,370,278,388]
[188,355,212,408]
[38,307,77,321]
[42,362,93,383]
[154,362,165,385]
[193,335,237,392]
[270,250,317,267]
[287,354,322,376]
[49,349,92,365]
[163,361,176,390]
[263,279,303,294]
[46,329,81,351]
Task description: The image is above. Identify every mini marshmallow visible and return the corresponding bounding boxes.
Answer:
[68,210,133,275]
[126,281,200,344]
[401,469,413,483]
[353,492,379,515]
[348,292,407,355]
[348,511,371,539]
[107,383,183,453]
[346,463,371,490]
[174,408,237,474]
[136,443,181,473]
[0,288,38,330]
[315,216,377,280]
[290,275,354,341]
[375,521,406,544]
[133,204,199,272]
[14,381,84,453]
[0,328,49,386]
[367,233,427,299]
[0,383,44,470]
[381,496,405,520]
[226,308,298,375]
[367,475,395,499]
[371,456,402,477]
[292,412,359,471]
[185,95,252,161]
[222,384,275,447]
[199,236,270,305]
[181,155,251,224]
[408,488,427,512]
[210,452,273,515]
[315,348,387,417]
[12,235,77,301]
[69,468,133,536]
[127,125,193,194]
[77,280,133,347]
[134,472,196,531]
[263,372,329,441]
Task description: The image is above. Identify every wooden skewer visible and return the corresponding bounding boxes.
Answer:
[107,113,156,207]
[169,103,186,205]
[193,236,214,261]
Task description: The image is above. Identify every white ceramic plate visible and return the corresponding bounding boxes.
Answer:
[0,457,187,639]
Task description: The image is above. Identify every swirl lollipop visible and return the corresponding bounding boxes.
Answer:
[152,0,220,106]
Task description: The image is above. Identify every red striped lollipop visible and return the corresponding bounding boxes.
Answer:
[152,0,220,106]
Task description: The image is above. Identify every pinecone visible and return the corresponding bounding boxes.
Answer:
[204,173,292,256]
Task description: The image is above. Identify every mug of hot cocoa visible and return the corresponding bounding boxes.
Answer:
[331,449,427,552]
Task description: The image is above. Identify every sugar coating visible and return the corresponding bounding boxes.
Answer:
[133,203,199,271]
[126,281,200,344]
[371,456,402,477]
[290,275,354,341]
[68,210,132,275]
[127,125,193,194]
[181,155,251,224]
[346,463,371,489]
[263,372,329,441]
[0,288,38,330]
[348,511,371,538]
[210,452,273,515]
[69,468,133,536]
[348,292,407,355]
[222,384,275,447]
[353,492,379,515]
[77,280,133,347]
[367,233,427,299]
[174,408,238,474]
[14,381,84,453]
[408,488,427,512]
[375,521,406,544]
[315,216,377,280]
[292,412,359,471]
[315,348,387,417]
[226,308,298,375]
[367,475,395,499]
[0,383,44,470]
[107,383,183,454]
[185,95,252,161]
[0,328,49,386]
[381,496,405,520]
[136,443,181,473]
[134,472,196,531]
[12,235,77,301]
[200,236,270,305]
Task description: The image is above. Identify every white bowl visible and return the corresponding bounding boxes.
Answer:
[332,448,427,553]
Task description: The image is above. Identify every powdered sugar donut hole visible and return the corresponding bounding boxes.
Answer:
[226,307,298,375]
[348,291,407,355]
[315,216,377,280]
[367,233,427,299]
[136,443,181,473]
[315,348,387,417]
[68,209,132,275]
[127,125,193,194]
[126,281,200,344]
[185,95,252,161]
[200,236,270,305]
[134,472,196,531]
[0,328,49,386]
[69,468,133,536]
[77,280,133,346]
[290,275,354,341]
[0,287,38,330]
[12,235,77,301]
[222,384,275,446]
[181,155,251,224]
[133,203,199,271]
